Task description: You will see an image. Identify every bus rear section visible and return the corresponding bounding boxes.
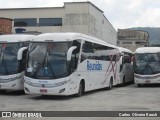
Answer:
[0,34,34,91]
[134,47,160,87]
[116,47,134,86]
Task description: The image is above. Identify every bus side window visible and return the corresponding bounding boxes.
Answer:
[124,56,131,64]
[81,41,94,62]
[94,43,104,60]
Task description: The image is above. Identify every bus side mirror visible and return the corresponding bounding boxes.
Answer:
[17,47,28,60]
[120,64,123,72]
[67,46,77,61]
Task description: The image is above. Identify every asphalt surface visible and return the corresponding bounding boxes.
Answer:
[0,83,160,120]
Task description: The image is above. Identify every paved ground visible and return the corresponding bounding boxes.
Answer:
[0,83,160,120]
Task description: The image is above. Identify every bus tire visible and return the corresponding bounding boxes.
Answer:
[0,90,6,94]
[75,81,84,97]
[120,76,125,87]
[107,77,113,90]
[137,84,142,87]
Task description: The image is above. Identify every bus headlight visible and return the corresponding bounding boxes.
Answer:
[59,88,65,93]
[51,79,71,87]
[55,81,68,87]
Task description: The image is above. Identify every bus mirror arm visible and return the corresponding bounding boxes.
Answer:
[17,47,28,60]
[67,46,77,61]
[120,64,123,72]
[120,53,124,56]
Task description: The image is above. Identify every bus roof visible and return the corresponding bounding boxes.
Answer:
[135,47,160,54]
[31,32,115,48]
[0,34,35,43]
[116,46,134,54]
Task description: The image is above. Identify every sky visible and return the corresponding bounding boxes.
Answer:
[0,0,160,30]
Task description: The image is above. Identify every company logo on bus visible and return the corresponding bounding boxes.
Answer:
[39,81,48,84]
[87,61,102,71]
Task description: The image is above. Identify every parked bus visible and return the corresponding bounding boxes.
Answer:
[134,47,160,87]
[24,33,133,96]
[0,34,34,91]
[116,47,134,86]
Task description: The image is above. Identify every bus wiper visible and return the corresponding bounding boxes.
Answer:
[32,46,48,77]
[44,52,57,79]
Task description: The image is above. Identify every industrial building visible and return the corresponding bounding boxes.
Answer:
[118,29,149,51]
[0,2,117,45]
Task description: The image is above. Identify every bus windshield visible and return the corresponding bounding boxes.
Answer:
[0,43,22,75]
[134,53,160,75]
[25,42,72,79]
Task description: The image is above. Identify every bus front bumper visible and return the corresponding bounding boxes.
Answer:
[134,74,160,84]
[0,79,24,91]
[24,83,70,96]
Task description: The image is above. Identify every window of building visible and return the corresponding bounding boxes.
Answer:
[122,41,132,44]
[135,42,147,45]
[135,42,140,44]
[14,18,37,27]
[39,18,62,26]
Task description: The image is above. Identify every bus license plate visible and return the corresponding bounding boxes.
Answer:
[40,89,47,93]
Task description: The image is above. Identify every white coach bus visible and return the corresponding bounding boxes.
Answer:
[0,34,34,91]
[116,47,134,86]
[24,33,133,96]
[134,47,160,87]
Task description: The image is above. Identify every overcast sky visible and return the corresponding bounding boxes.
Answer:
[0,0,160,30]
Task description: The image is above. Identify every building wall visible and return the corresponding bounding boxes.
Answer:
[0,18,12,34]
[62,3,89,34]
[88,4,117,45]
[0,2,117,45]
[118,29,149,52]
[0,8,64,33]
[118,40,147,52]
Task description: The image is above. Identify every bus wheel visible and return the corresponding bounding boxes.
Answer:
[0,90,6,93]
[107,78,113,90]
[137,84,142,87]
[76,81,84,97]
[121,76,125,87]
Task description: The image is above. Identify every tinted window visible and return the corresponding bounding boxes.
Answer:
[0,43,22,75]
[26,42,72,79]
[39,18,62,26]
[14,18,37,27]
[81,41,94,61]
[135,53,160,75]
[94,43,112,61]
[123,52,133,64]
[81,41,119,62]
